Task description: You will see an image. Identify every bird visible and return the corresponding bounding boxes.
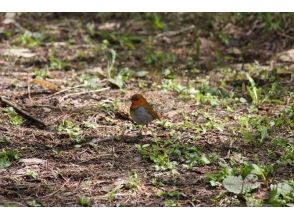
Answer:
[129,93,160,134]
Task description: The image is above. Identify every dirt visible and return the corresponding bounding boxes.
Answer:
[0,13,293,207]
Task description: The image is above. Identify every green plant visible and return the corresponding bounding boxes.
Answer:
[27,199,42,207]
[107,187,121,202]
[221,162,270,195]
[278,142,294,166]
[25,170,38,179]
[79,196,91,207]
[49,56,69,70]
[3,107,24,126]
[164,199,179,207]
[96,99,120,117]
[58,120,80,142]
[32,68,49,79]
[206,164,234,187]
[80,74,103,89]
[157,188,186,200]
[0,149,20,169]
[82,120,97,129]
[147,13,165,30]
[245,72,263,106]
[105,49,130,89]
[136,143,177,171]
[124,172,141,190]
[267,181,294,207]
[14,31,44,48]
[144,50,176,66]
[244,194,263,207]
[222,174,260,195]
[238,115,275,144]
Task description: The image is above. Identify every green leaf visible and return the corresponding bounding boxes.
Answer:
[240,164,253,179]
[243,174,261,193]
[223,174,260,194]
[0,150,20,169]
[200,154,210,165]
[0,157,12,169]
[260,127,268,142]
[109,78,124,89]
[223,175,243,194]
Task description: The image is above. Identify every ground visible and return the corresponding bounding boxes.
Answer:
[0,13,293,207]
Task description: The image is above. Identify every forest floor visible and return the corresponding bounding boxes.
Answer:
[0,13,293,207]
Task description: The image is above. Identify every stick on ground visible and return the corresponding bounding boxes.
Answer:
[0,96,47,128]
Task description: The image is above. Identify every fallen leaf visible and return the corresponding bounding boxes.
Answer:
[31,78,59,92]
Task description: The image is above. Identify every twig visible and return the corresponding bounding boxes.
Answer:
[277,31,294,41]
[60,87,111,101]
[40,178,70,199]
[155,25,195,38]
[0,96,47,128]
[48,84,85,98]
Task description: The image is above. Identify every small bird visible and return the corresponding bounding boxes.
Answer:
[130,94,160,134]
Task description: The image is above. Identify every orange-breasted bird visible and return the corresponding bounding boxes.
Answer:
[130,94,160,132]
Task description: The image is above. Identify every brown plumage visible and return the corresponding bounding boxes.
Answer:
[130,94,160,125]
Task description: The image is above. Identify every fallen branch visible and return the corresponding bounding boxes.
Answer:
[0,96,47,128]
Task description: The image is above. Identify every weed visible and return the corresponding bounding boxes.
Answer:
[157,187,186,200]
[80,74,103,89]
[144,50,176,66]
[79,196,91,207]
[32,68,49,79]
[58,120,80,142]
[206,165,234,187]
[3,107,24,126]
[245,72,263,106]
[238,114,275,144]
[82,120,97,129]
[136,143,177,171]
[107,187,121,202]
[105,49,130,89]
[27,199,42,207]
[0,149,20,169]
[13,31,45,48]
[267,180,294,206]
[49,55,69,70]
[147,13,165,30]
[124,172,141,190]
[25,170,38,180]
[164,199,179,207]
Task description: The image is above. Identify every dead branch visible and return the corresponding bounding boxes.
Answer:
[0,96,47,128]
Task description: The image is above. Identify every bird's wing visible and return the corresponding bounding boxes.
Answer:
[145,103,160,120]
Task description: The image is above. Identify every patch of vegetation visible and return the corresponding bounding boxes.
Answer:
[0,149,20,169]
[78,196,91,207]
[57,120,81,142]
[3,107,24,126]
